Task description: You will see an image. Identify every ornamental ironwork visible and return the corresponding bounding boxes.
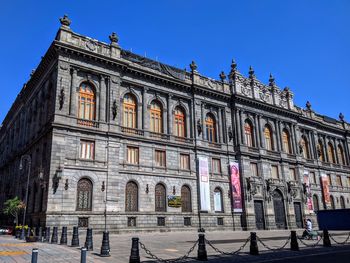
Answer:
[76,178,93,211]
[126,182,138,212]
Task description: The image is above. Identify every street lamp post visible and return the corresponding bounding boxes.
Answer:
[19,155,31,240]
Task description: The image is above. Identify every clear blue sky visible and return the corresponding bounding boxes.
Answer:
[1,0,349,124]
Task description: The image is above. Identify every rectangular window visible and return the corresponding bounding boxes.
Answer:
[310,172,316,184]
[327,174,332,185]
[155,150,166,167]
[184,217,191,226]
[127,146,139,164]
[217,217,224,226]
[289,168,297,181]
[271,165,279,179]
[127,217,137,227]
[250,163,258,177]
[336,175,342,187]
[180,154,190,170]
[78,217,89,227]
[157,217,165,226]
[80,140,95,160]
[212,158,221,174]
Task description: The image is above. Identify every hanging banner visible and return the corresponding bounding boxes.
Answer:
[321,173,330,206]
[198,156,210,211]
[303,171,313,211]
[230,161,242,212]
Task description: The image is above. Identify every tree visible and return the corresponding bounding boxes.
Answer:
[3,197,25,226]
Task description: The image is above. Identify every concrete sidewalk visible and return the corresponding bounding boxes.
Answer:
[0,229,349,262]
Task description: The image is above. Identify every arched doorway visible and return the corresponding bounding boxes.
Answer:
[273,189,286,229]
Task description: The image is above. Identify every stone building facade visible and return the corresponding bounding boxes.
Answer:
[1,16,350,232]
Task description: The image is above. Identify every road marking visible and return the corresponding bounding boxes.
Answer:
[0,243,32,247]
[0,251,27,256]
[164,249,179,252]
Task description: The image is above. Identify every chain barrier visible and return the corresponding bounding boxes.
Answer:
[139,240,198,263]
[205,236,250,256]
[256,235,291,251]
[297,235,323,247]
[329,232,350,245]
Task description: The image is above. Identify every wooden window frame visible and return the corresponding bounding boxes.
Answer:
[123,93,137,128]
[155,150,166,167]
[282,130,291,154]
[180,154,190,170]
[80,140,95,160]
[264,126,273,151]
[127,146,139,165]
[205,114,216,143]
[78,83,96,121]
[174,107,186,137]
[244,121,254,147]
[212,158,221,174]
[150,101,163,133]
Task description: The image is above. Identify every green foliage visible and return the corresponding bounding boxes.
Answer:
[3,196,25,225]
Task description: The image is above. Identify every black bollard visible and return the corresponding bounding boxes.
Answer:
[38,227,43,242]
[323,230,331,247]
[51,227,58,244]
[100,231,111,257]
[250,232,259,255]
[84,228,93,251]
[71,226,80,247]
[45,227,50,243]
[15,228,21,239]
[129,237,140,263]
[27,227,31,237]
[290,231,299,251]
[81,247,87,263]
[31,248,38,263]
[60,227,67,245]
[197,233,207,261]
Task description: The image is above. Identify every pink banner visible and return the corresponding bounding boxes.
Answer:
[230,162,242,212]
[321,174,330,205]
[303,171,313,211]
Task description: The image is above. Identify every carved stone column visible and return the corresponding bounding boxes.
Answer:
[275,120,281,151]
[240,111,245,144]
[334,139,339,164]
[99,75,106,122]
[218,108,223,143]
[291,124,298,154]
[324,136,329,163]
[258,115,263,148]
[69,68,78,116]
[308,132,314,159]
[167,95,172,135]
[235,109,241,145]
[142,88,147,129]
[253,115,259,148]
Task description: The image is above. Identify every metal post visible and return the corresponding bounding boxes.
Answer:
[100,231,110,257]
[197,233,207,261]
[27,227,31,238]
[84,228,93,251]
[38,227,43,242]
[60,226,67,245]
[51,226,58,244]
[71,226,80,247]
[31,248,38,263]
[323,230,331,247]
[129,237,140,263]
[19,155,31,240]
[80,247,87,263]
[290,230,299,251]
[45,227,50,243]
[250,232,259,255]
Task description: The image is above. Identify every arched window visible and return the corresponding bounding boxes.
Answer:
[181,185,192,212]
[327,143,336,163]
[317,141,324,162]
[150,101,163,133]
[264,125,273,151]
[214,188,223,212]
[76,178,93,211]
[155,183,166,212]
[205,113,216,142]
[330,195,335,209]
[313,194,319,212]
[174,106,186,137]
[78,83,96,121]
[123,93,137,128]
[125,181,138,212]
[340,196,346,209]
[337,145,346,165]
[282,129,291,154]
[300,136,310,159]
[244,120,254,147]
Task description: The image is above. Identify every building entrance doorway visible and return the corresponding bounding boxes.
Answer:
[273,190,286,229]
[294,202,303,228]
[254,200,265,230]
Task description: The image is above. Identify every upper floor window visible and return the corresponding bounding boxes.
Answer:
[205,113,216,142]
[289,168,297,181]
[76,178,93,211]
[123,93,137,128]
[78,83,96,121]
[174,106,186,137]
[264,125,273,151]
[80,140,95,160]
[127,146,139,165]
[150,100,163,133]
[337,144,346,165]
[327,142,336,163]
[300,136,310,159]
[212,158,221,174]
[271,165,279,179]
[244,120,254,147]
[155,150,166,167]
[250,162,258,177]
[180,154,190,170]
[282,129,292,154]
[317,141,324,162]
[310,172,316,184]
[327,174,332,185]
[336,175,342,187]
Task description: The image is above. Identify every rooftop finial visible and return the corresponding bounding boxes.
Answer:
[269,73,275,86]
[231,59,237,71]
[109,32,119,45]
[306,101,312,110]
[219,71,226,82]
[249,66,255,78]
[339,112,345,122]
[59,14,71,27]
[190,61,197,72]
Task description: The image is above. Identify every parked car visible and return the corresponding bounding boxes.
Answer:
[0,226,13,235]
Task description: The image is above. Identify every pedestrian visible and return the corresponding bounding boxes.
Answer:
[302,219,312,239]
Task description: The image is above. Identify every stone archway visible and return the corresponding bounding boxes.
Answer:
[272,189,286,229]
